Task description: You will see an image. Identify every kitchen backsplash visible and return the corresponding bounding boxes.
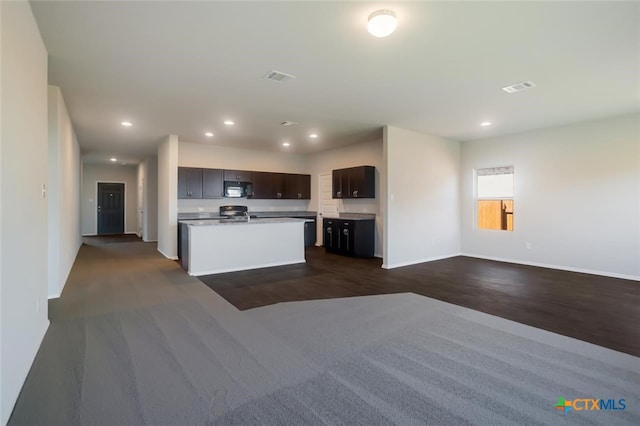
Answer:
[179,196,377,215]
[338,198,378,215]
[178,198,311,213]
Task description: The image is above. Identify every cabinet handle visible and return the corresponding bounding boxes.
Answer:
[337,191,342,197]
[298,193,302,199]
[353,190,358,197]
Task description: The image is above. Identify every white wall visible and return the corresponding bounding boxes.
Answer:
[461,113,640,280]
[0,1,50,423]
[177,141,310,213]
[157,135,178,258]
[383,126,461,268]
[307,138,384,256]
[47,86,81,299]
[137,161,144,237]
[143,156,158,242]
[80,163,138,235]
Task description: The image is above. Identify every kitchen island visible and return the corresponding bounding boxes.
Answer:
[179,218,306,276]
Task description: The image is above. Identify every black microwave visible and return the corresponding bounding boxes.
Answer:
[224,181,252,198]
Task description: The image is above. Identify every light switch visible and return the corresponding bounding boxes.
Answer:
[42,184,46,198]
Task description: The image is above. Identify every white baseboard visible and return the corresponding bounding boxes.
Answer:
[382,253,460,270]
[157,247,178,260]
[460,252,640,282]
[143,238,158,243]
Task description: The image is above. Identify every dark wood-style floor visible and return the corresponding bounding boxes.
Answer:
[198,247,640,357]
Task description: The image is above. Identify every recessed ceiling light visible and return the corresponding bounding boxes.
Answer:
[110,157,117,162]
[121,121,132,127]
[309,133,318,139]
[367,10,398,38]
[282,142,290,147]
[480,122,492,127]
[224,120,234,126]
[205,132,214,137]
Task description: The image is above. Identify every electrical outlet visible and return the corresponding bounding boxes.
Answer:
[198,207,204,212]
[525,242,532,250]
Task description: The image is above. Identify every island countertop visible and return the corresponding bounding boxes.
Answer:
[179,217,307,227]
[322,213,376,221]
[178,211,317,220]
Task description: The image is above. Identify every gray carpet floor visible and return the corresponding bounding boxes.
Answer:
[9,241,640,425]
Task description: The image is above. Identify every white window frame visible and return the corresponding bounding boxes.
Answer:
[475,165,514,231]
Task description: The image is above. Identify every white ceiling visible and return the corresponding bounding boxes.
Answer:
[30,1,640,163]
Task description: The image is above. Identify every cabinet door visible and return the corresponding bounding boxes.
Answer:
[188,168,203,198]
[251,171,271,199]
[284,174,311,199]
[271,173,286,199]
[178,167,203,198]
[178,167,190,199]
[338,221,354,254]
[348,166,375,198]
[332,169,345,198]
[323,219,337,251]
[224,170,252,182]
[203,169,223,198]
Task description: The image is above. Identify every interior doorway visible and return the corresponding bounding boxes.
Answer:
[97,182,125,235]
[317,173,338,246]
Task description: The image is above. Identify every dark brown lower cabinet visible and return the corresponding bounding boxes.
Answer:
[323,218,374,257]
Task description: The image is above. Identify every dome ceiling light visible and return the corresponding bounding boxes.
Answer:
[367,10,397,38]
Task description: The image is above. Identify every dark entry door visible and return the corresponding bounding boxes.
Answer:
[97,183,125,235]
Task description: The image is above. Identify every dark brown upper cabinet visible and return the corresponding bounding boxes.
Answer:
[284,174,311,199]
[202,168,224,199]
[251,172,310,200]
[332,168,345,198]
[250,171,276,199]
[223,170,252,182]
[178,167,203,199]
[332,166,375,199]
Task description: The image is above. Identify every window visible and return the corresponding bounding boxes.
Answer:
[476,166,514,231]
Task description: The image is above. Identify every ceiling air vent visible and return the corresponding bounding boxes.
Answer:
[264,70,296,82]
[280,121,298,126]
[502,81,536,94]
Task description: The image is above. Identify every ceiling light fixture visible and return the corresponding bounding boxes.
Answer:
[309,133,318,139]
[502,81,536,94]
[224,120,234,126]
[367,10,397,38]
[205,132,214,137]
[480,122,492,127]
[282,142,290,147]
[110,157,117,162]
[121,121,132,127]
